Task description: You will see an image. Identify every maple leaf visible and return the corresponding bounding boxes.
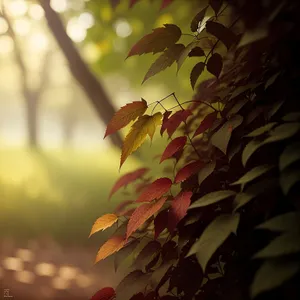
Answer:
[154,209,169,239]
[207,53,223,78]
[95,235,126,263]
[193,112,218,137]
[190,62,206,89]
[90,287,116,300]
[143,44,185,83]
[160,136,187,163]
[160,111,172,136]
[174,161,204,183]
[109,168,149,199]
[168,191,193,233]
[104,99,147,138]
[127,197,167,239]
[120,113,162,168]
[160,0,174,9]
[89,214,118,237]
[136,177,172,202]
[165,110,192,138]
[127,24,181,58]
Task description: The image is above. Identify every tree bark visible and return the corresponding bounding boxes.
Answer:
[39,0,123,149]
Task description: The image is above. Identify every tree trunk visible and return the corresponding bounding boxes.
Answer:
[39,0,123,149]
[26,94,39,148]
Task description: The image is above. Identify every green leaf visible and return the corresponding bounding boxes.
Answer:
[229,83,259,101]
[211,115,243,154]
[226,98,248,118]
[242,139,265,167]
[245,122,277,138]
[238,27,268,48]
[189,190,236,209]
[190,62,205,89]
[282,112,300,122]
[251,259,300,299]
[266,100,284,120]
[228,143,242,162]
[233,178,277,211]
[177,41,203,72]
[254,231,300,258]
[198,160,216,186]
[265,72,280,90]
[143,44,185,83]
[256,212,300,233]
[190,6,208,32]
[280,168,300,195]
[187,214,240,272]
[279,142,300,171]
[231,164,273,187]
[207,53,223,78]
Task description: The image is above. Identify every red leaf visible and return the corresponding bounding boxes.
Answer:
[165,110,192,138]
[109,168,149,199]
[129,0,140,8]
[207,53,223,78]
[115,200,134,215]
[160,0,174,9]
[160,111,172,136]
[193,112,218,137]
[104,99,147,138]
[136,177,172,203]
[168,191,193,232]
[119,208,135,217]
[174,161,204,183]
[127,24,181,58]
[127,197,168,239]
[160,136,187,163]
[95,235,126,263]
[91,287,116,300]
[135,241,161,267]
[154,209,169,239]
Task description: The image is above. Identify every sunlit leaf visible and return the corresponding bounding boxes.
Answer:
[190,62,206,89]
[127,197,167,239]
[109,168,149,199]
[189,190,236,209]
[206,21,237,49]
[143,44,185,83]
[187,214,240,272]
[207,53,223,78]
[104,99,147,138]
[121,113,162,168]
[136,177,172,202]
[251,259,300,299]
[127,24,181,57]
[279,142,300,171]
[160,136,187,163]
[198,160,216,186]
[89,214,118,237]
[95,235,126,263]
[190,6,208,32]
[168,191,193,232]
[211,115,243,154]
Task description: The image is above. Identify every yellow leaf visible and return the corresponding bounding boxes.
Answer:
[120,112,162,168]
[89,214,118,237]
[95,235,125,263]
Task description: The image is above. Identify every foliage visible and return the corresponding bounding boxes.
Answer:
[90,0,300,299]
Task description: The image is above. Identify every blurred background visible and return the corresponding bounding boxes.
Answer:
[0,0,198,298]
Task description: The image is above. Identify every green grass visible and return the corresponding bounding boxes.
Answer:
[0,147,142,247]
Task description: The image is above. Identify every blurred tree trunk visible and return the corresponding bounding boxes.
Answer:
[1,10,51,149]
[61,98,77,148]
[39,0,123,149]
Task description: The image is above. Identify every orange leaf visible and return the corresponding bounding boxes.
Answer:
[89,214,118,237]
[104,99,147,138]
[127,197,168,239]
[95,235,126,263]
[174,161,204,183]
[136,177,172,203]
[90,287,116,300]
[168,191,193,232]
[109,168,149,199]
[160,136,187,163]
